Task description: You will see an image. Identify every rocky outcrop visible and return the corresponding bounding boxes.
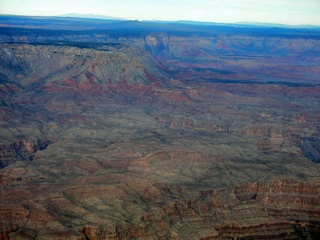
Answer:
[301,138,320,163]
[0,139,52,168]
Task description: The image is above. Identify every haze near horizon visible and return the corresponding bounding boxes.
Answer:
[0,0,320,26]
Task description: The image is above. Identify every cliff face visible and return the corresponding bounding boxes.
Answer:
[0,43,166,86]
[0,139,52,168]
[2,25,320,85]
[143,33,320,84]
[0,18,320,239]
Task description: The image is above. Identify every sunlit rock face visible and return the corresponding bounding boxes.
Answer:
[0,16,320,239]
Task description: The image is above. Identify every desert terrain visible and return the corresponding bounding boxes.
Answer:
[0,16,320,239]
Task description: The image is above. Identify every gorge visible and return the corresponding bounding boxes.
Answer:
[0,16,320,239]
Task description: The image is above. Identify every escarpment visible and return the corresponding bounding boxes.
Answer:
[0,17,320,239]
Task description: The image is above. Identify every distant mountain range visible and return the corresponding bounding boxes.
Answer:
[59,13,126,20]
[0,13,319,29]
[57,13,320,29]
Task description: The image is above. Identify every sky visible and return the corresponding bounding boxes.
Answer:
[0,0,320,26]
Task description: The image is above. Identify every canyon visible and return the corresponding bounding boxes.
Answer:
[0,16,320,239]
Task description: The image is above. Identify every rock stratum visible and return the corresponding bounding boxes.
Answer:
[0,16,320,239]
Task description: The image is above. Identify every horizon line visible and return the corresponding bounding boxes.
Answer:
[1,13,320,28]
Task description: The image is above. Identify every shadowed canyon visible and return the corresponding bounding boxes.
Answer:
[0,16,320,239]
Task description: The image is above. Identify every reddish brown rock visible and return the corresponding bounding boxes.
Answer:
[0,18,320,239]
